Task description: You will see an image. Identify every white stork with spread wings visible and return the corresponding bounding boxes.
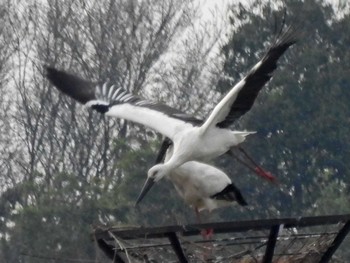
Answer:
[45,26,298,201]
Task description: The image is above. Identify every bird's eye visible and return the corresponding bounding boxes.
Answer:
[150,170,157,178]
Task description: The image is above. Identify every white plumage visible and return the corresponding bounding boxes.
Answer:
[135,138,247,211]
[166,148,247,212]
[45,26,298,202]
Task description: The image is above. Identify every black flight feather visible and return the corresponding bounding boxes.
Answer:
[211,183,248,206]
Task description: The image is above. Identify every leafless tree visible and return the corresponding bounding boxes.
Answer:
[1,0,227,261]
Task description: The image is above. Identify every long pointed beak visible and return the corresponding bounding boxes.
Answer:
[135,177,156,206]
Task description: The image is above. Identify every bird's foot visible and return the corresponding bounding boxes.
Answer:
[201,228,214,240]
[254,167,277,183]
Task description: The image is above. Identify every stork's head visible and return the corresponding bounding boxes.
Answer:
[135,164,170,205]
[147,163,169,182]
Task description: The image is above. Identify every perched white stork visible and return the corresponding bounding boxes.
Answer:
[137,138,248,239]
[170,164,247,211]
[136,138,248,211]
[45,26,298,202]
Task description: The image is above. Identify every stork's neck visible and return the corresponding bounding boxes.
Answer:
[164,154,185,171]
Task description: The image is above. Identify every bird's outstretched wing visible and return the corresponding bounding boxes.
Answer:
[202,26,299,130]
[46,67,202,139]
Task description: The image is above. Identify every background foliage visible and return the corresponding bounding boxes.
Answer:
[0,0,349,261]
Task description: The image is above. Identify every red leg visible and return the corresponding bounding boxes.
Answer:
[237,147,278,183]
[201,228,214,240]
[195,207,201,223]
[254,166,277,182]
[195,208,214,239]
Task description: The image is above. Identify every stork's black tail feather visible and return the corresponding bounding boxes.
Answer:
[211,183,248,206]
